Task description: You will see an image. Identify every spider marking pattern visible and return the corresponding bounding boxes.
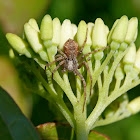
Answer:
[45,30,108,111]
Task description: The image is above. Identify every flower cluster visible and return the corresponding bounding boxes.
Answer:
[6,15,140,140]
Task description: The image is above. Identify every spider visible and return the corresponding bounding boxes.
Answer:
[45,31,108,110]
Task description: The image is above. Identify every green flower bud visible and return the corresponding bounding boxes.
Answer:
[40,14,53,40]
[52,18,61,45]
[125,17,138,44]
[107,19,119,44]
[86,22,94,46]
[24,23,42,53]
[127,97,140,114]
[111,16,128,43]
[105,25,109,35]
[110,41,120,50]
[77,20,87,47]
[119,42,128,51]
[9,48,15,58]
[59,19,73,50]
[28,18,40,32]
[72,24,77,38]
[92,18,107,49]
[115,65,124,80]
[24,23,48,61]
[94,51,104,60]
[6,33,32,58]
[124,64,133,73]
[123,43,136,64]
[134,48,140,71]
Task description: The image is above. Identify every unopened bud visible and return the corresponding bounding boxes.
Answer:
[28,18,40,32]
[134,48,140,71]
[123,43,136,64]
[59,19,73,50]
[115,65,124,80]
[40,14,53,40]
[111,16,128,43]
[92,18,107,49]
[52,18,61,45]
[127,97,140,114]
[77,20,87,47]
[6,33,32,58]
[125,17,138,44]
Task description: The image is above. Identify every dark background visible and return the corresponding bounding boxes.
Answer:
[0,0,140,139]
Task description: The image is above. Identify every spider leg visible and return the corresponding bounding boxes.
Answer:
[78,46,109,62]
[57,49,67,58]
[74,69,86,112]
[78,61,92,96]
[45,57,64,71]
[78,28,88,57]
[52,60,65,79]
[55,54,63,59]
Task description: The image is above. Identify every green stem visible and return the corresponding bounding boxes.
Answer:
[76,69,82,100]
[31,61,75,128]
[74,101,88,140]
[93,110,131,128]
[92,50,114,87]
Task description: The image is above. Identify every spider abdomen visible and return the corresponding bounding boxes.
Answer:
[63,39,79,58]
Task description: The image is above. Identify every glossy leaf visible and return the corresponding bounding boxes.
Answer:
[0,87,40,140]
[36,123,110,140]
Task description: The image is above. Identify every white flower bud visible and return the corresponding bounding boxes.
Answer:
[40,14,53,40]
[52,18,61,45]
[127,97,140,114]
[92,18,107,49]
[123,43,136,64]
[111,16,128,43]
[134,48,140,71]
[28,18,40,32]
[59,19,73,50]
[77,20,87,47]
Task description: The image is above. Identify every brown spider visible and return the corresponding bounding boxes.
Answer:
[45,31,108,111]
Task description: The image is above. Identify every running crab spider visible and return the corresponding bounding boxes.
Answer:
[45,30,108,110]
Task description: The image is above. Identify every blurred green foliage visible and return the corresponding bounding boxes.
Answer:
[0,0,140,139]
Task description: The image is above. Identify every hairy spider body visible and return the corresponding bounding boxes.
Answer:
[45,31,108,111]
[63,39,79,73]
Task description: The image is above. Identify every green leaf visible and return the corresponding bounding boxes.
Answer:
[36,123,109,140]
[0,86,40,140]
[88,131,110,140]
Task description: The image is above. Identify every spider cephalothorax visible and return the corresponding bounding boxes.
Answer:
[45,32,108,110]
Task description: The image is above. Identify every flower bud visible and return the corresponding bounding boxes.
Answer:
[111,16,128,43]
[59,19,73,50]
[125,17,138,44]
[115,65,124,80]
[92,18,107,49]
[86,22,94,46]
[52,18,61,45]
[24,23,48,61]
[28,18,40,32]
[134,48,140,71]
[9,49,15,58]
[119,42,128,51]
[24,23,42,53]
[127,97,140,114]
[72,24,77,38]
[6,33,32,58]
[40,14,53,40]
[123,43,136,64]
[107,19,119,44]
[77,20,87,47]
[105,25,109,35]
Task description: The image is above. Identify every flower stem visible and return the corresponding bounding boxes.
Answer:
[74,101,88,140]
